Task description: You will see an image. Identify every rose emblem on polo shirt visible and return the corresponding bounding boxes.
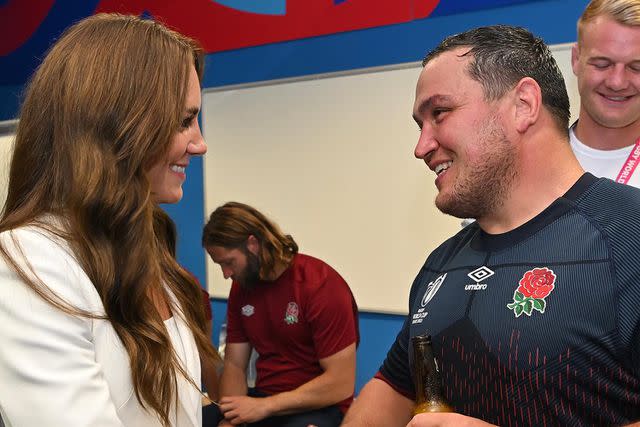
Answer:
[284,302,299,324]
[507,267,556,317]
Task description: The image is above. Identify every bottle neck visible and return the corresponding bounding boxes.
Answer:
[413,341,446,403]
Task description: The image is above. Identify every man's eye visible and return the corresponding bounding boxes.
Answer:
[432,109,449,122]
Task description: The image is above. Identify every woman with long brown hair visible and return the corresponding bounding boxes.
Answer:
[0,13,219,426]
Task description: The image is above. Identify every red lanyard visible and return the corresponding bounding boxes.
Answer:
[615,138,640,185]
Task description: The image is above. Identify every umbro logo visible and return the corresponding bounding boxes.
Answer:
[465,266,494,291]
[468,266,494,282]
[241,305,255,317]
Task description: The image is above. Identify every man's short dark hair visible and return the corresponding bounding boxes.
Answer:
[423,25,570,133]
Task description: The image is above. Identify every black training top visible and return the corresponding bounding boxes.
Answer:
[378,173,640,426]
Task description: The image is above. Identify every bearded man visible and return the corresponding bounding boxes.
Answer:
[202,201,358,427]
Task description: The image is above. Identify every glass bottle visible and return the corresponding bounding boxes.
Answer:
[412,333,453,414]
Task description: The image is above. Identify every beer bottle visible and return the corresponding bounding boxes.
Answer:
[412,334,453,414]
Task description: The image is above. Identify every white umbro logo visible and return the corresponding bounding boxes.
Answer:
[468,266,495,282]
[241,305,255,317]
[465,266,494,291]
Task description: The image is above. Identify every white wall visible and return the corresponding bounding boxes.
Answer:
[0,133,15,209]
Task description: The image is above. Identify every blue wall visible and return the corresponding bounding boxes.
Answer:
[1,0,589,394]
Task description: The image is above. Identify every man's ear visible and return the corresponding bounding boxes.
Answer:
[513,77,541,133]
[246,235,260,255]
[571,42,580,77]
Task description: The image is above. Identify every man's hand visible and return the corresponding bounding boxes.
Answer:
[220,395,273,425]
[406,413,497,427]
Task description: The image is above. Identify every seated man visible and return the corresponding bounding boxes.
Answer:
[202,202,359,427]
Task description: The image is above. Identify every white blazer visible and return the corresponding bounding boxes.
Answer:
[0,225,202,426]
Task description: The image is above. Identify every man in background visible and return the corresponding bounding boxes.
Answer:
[342,25,640,426]
[571,0,640,186]
[202,201,358,427]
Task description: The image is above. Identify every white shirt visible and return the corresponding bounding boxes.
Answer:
[569,126,640,188]
[0,225,202,427]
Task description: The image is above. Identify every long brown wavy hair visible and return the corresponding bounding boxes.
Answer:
[202,202,298,279]
[0,13,219,426]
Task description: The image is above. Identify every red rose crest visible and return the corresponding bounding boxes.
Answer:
[507,267,556,317]
[284,302,299,325]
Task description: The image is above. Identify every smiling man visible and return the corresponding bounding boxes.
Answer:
[571,0,640,186]
[341,25,640,426]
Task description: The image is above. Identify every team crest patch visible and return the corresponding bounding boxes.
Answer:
[507,267,556,317]
[284,302,299,324]
[241,305,255,317]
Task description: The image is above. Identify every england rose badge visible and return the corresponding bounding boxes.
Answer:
[284,302,299,324]
[507,267,556,317]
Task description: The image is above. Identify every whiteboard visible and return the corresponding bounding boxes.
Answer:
[202,43,579,314]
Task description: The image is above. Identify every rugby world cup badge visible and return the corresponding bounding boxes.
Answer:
[413,273,447,325]
[421,273,447,307]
